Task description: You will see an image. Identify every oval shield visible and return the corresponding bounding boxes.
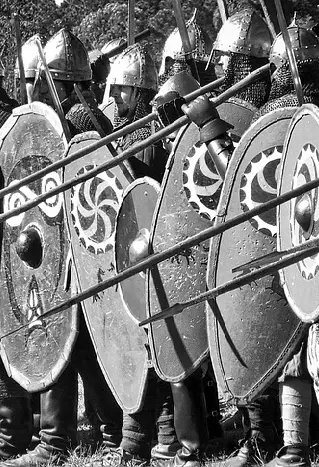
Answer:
[207,107,306,404]
[218,97,257,144]
[63,131,148,413]
[0,102,78,392]
[115,177,160,323]
[146,122,222,382]
[278,104,319,322]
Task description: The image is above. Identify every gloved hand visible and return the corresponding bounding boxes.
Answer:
[154,91,186,128]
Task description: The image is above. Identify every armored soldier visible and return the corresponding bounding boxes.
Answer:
[252,24,319,467]
[2,28,123,467]
[88,49,110,104]
[14,35,41,104]
[108,42,168,182]
[158,9,215,87]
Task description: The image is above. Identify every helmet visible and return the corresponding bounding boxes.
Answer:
[43,28,92,81]
[159,9,211,75]
[108,43,158,92]
[0,59,4,78]
[15,34,41,79]
[270,25,319,69]
[101,37,126,62]
[213,9,272,58]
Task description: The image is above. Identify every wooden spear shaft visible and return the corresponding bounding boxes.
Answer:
[13,14,27,105]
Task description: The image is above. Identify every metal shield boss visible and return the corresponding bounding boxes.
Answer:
[218,97,257,144]
[0,102,78,392]
[63,132,148,413]
[115,177,160,323]
[147,122,223,382]
[207,107,306,404]
[278,104,319,322]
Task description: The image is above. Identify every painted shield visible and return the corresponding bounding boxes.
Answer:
[146,122,223,382]
[0,102,78,392]
[115,177,160,323]
[207,107,307,404]
[218,97,257,144]
[63,131,148,413]
[278,104,319,322]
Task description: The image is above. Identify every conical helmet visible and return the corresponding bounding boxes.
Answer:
[43,28,92,81]
[15,34,41,79]
[101,37,126,62]
[107,43,158,92]
[213,8,272,58]
[270,24,319,69]
[159,9,211,76]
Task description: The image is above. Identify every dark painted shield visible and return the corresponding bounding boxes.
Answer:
[218,97,257,143]
[146,122,222,382]
[63,131,148,413]
[278,104,319,322]
[0,102,78,392]
[207,107,307,404]
[115,177,160,323]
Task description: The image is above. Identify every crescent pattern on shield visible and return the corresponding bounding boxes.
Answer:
[240,146,282,237]
[71,165,123,255]
[183,142,223,221]
[290,143,319,280]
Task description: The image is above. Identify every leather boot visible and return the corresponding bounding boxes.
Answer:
[169,370,209,467]
[0,397,33,459]
[265,444,310,467]
[2,363,78,466]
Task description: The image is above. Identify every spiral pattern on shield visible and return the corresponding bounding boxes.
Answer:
[240,146,282,237]
[183,142,223,221]
[71,166,123,255]
[290,144,319,279]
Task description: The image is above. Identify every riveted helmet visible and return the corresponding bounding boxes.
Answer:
[159,9,211,76]
[213,9,272,58]
[42,28,92,81]
[269,25,319,70]
[101,37,126,62]
[0,59,4,78]
[14,34,41,79]
[108,43,158,92]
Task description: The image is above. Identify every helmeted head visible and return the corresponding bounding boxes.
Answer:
[101,37,126,64]
[108,43,158,120]
[213,8,272,63]
[14,35,41,103]
[159,9,212,84]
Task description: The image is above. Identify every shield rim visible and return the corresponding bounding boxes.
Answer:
[64,131,149,413]
[0,102,78,392]
[115,176,160,325]
[277,103,319,323]
[207,106,306,404]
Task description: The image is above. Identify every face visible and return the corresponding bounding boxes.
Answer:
[110,85,138,118]
[218,54,230,72]
[35,76,67,107]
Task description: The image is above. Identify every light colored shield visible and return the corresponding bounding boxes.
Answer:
[0,102,78,392]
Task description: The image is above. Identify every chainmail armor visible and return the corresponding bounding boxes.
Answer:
[66,89,113,137]
[221,52,270,108]
[253,60,319,122]
[159,59,215,88]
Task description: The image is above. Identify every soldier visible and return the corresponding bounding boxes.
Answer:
[158,8,215,87]
[1,28,123,467]
[251,23,319,467]
[14,35,41,104]
[0,59,33,462]
[89,49,110,104]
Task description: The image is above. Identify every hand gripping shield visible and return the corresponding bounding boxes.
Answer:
[115,177,160,323]
[63,132,148,413]
[278,104,319,322]
[0,102,78,392]
[146,122,223,382]
[207,107,307,404]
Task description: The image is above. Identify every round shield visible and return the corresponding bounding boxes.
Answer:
[115,177,160,323]
[278,104,319,322]
[146,122,222,382]
[207,107,306,404]
[0,102,78,392]
[218,97,257,143]
[63,131,148,413]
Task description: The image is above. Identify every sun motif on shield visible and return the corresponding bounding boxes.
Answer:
[240,146,282,237]
[71,165,123,255]
[183,142,223,221]
[290,143,319,280]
